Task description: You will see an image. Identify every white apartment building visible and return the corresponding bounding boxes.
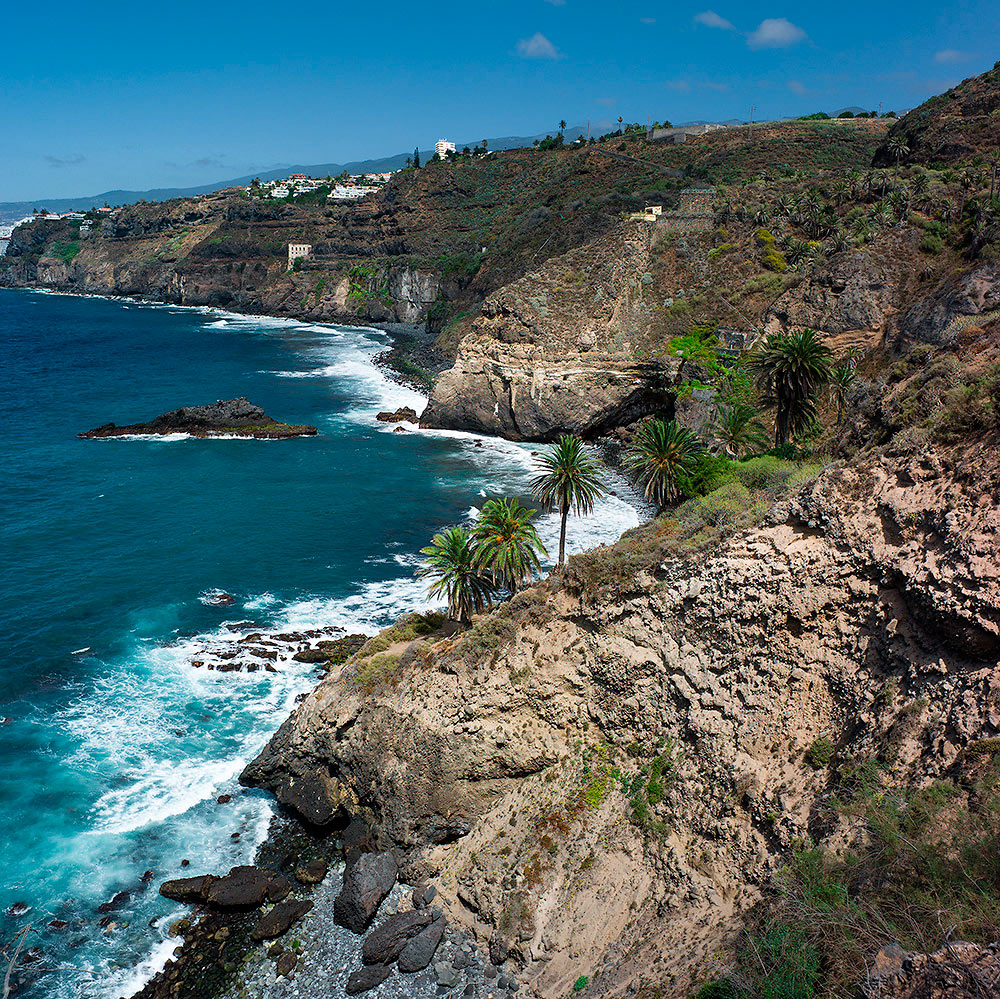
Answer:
[288,243,312,269]
[435,139,456,159]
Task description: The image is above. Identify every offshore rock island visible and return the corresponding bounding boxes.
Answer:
[78,398,318,438]
[3,60,1000,999]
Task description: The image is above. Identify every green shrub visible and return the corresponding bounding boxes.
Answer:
[708,243,735,259]
[572,976,589,992]
[806,736,835,769]
[50,240,81,264]
[919,233,943,255]
[352,653,401,690]
[753,926,822,999]
[762,246,788,272]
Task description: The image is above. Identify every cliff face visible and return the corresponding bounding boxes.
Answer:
[420,222,679,440]
[0,209,456,328]
[242,437,1000,996]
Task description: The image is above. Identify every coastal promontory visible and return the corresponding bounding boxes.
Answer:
[78,397,317,439]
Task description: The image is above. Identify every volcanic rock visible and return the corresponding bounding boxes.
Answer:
[361,909,433,964]
[78,398,317,439]
[397,917,447,972]
[375,406,418,423]
[333,852,398,933]
[204,866,272,909]
[159,875,214,903]
[251,899,313,941]
[346,964,393,995]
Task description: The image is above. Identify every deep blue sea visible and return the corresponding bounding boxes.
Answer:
[0,289,639,998]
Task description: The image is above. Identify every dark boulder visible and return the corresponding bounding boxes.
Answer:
[343,816,376,861]
[159,875,215,903]
[267,876,293,902]
[375,406,418,423]
[276,951,298,977]
[204,866,272,909]
[362,909,434,965]
[295,859,328,884]
[334,852,398,933]
[397,917,447,972]
[412,884,437,909]
[251,900,313,941]
[292,648,331,663]
[346,964,393,995]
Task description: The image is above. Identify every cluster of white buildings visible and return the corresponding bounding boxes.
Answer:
[248,171,394,201]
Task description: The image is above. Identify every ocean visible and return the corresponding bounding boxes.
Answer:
[0,289,641,998]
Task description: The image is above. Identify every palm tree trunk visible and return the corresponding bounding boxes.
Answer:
[559,504,569,565]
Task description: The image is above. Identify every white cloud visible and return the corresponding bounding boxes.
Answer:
[516,32,562,59]
[639,16,656,24]
[747,17,806,49]
[694,10,735,30]
[666,79,693,93]
[787,79,810,95]
[45,154,86,167]
[700,80,730,92]
[934,49,974,63]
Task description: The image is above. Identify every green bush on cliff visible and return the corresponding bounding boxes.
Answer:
[704,756,1000,999]
[50,240,81,264]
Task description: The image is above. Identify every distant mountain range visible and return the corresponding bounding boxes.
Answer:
[0,127,589,224]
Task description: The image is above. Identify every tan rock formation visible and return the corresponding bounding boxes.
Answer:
[242,438,1000,997]
[420,223,678,440]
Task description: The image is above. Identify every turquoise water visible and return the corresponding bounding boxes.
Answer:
[0,289,640,998]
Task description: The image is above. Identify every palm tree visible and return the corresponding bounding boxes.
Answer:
[712,403,769,457]
[625,419,705,511]
[749,328,833,448]
[559,119,567,134]
[531,435,607,565]
[419,526,495,626]
[828,359,857,424]
[473,498,547,594]
[887,136,909,178]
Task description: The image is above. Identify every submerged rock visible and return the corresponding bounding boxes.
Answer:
[78,397,317,439]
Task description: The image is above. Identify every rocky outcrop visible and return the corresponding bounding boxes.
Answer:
[899,259,1000,346]
[765,237,918,340]
[79,397,317,438]
[242,438,1000,997]
[421,223,679,440]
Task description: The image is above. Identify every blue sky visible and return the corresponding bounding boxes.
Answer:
[1,0,996,201]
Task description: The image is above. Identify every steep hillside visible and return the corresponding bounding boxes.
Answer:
[876,61,1000,165]
[242,414,1000,998]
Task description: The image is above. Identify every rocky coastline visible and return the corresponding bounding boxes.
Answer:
[79,398,318,439]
